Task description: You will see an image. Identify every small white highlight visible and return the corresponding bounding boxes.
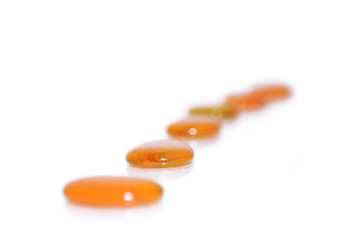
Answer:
[160,157,166,165]
[189,128,197,135]
[123,192,134,202]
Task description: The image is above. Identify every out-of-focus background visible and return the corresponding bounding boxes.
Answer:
[1,0,361,239]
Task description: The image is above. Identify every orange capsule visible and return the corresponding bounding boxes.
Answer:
[189,105,238,119]
[252,84,292,101]
[167,117,221,139]
[126,139,194,168]
[226,93,267,112]
[64,176,163,207]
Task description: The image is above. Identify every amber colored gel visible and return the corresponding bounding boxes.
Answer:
[167,117,221,139]
[252,84,292,101]
[126,139,194,168]
[64,176,163,207]
[189,105,238,119]
[226,93,267,112]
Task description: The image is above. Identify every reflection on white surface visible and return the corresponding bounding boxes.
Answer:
[168,134,220,149]
[126,163,193,181]
[63,199,164,219]
[186,136,219,149]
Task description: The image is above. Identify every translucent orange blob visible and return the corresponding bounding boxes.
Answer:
[63,176,163,207]
[226,93,267,112]
[189,105,238,119]
[126,139,194,168]
[167,117,221,139]
[252,84,291,101]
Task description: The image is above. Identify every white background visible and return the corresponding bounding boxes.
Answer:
[1,0,361,239]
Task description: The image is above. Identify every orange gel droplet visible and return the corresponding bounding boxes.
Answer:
[63,176,163,207]
[252,84,291,101]
[226,93,267,112]
[167,117,221,139]
[189,105,238,119]
[126,139,194,168]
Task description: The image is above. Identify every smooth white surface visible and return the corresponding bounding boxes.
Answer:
[1,0,361,239]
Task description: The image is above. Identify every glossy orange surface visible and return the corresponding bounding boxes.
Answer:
[126,139,194,168]
[167,117,221,138]
[252,84,291,101]
[189,105,238,119]
[64,176,163,207]
[226,93,267,112]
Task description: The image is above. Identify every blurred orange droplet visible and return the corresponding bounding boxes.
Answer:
[126,139,194,168]
[167,117,221,139]
[189,105,238,119]
[64,176,163,207]
[226,93,267,112]
[252,84,292,101]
